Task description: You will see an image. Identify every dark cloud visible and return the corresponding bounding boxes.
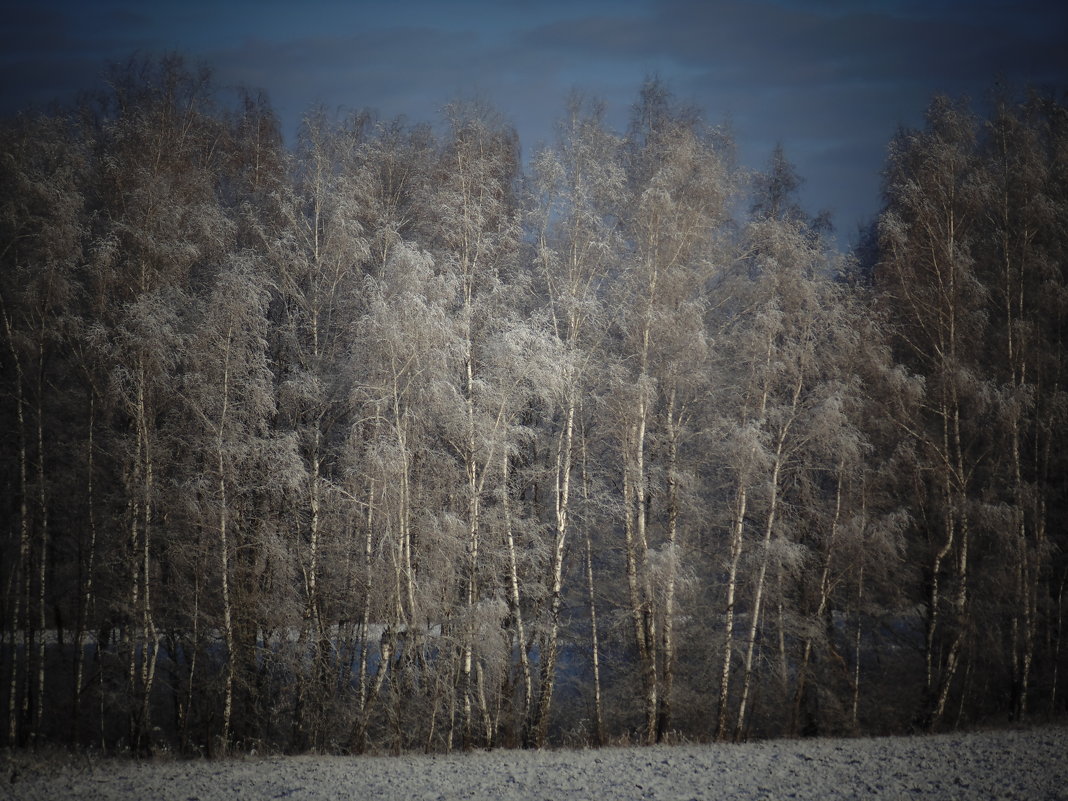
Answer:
[207,25,564,145]
[1,0,1064,245]
[531,0,1067,232]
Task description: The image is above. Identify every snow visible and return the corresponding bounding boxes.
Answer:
[6,725,1066,801]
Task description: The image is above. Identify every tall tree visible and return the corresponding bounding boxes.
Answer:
[178,260,280,748]
[875,96,991,730]
[524,93,623,746]
[424,99,524,748]
[0,110,85,745]
[610,78,732,743]
[267,106,371,747]
[86,54,229,752]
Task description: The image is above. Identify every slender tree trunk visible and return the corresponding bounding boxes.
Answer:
[580,420,604,746]
[393,389,417,627]
[127,362,158,753]
[996,149,1041,724]
[735,452,783,741]
[4,318,29,745]
[531,393,575,746]
[180,555,201,753]
[657,389,681,742]
[502,453,533,742]
[852,563,864,731]
[791,466,844,735]
[475,658,494,745]
[73,392,99,743]
[923,390,957,729]
[716,342,773,742]
[735,372,800,741]
[139,384,159,754]
[627,250,661,746]
[461,312,479,749]
[353,479,375,752]
[925,503,951,706]
[583,528,604,745]
[32,371,49,744]
[930,395,971,730]
[623,414,657,744]
[352,628,392,754]
[715,481,747,742]
[218,321,235,747]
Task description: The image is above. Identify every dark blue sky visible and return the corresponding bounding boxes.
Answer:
[2,0,1066,245]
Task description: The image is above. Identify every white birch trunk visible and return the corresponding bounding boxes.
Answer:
[3,309,28,743]
[657,389,681,741]
[218,321,235,747]
[502,453,533,738]
[791,466,844,734]
[734,371,802,741]
[531,394,574,745]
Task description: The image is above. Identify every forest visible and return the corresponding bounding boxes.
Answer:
[1,54,1067,756]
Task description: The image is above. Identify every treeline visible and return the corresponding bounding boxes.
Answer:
[1,54,1066,755]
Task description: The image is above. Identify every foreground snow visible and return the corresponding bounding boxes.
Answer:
[6,725,1066,800]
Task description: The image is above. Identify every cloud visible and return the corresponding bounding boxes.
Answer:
[2,0,1064,246]
[520,0,1066,236]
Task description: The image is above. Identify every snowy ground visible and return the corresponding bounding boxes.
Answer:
[5,725,1066,800]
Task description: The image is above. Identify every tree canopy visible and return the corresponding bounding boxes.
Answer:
[2,56,1066,754]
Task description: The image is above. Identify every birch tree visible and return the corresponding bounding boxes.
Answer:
[87,54,229,752]
[178,260,280,749]
[423,100,524,748]
[0,111,85,745]
[875,96,991,730]
[610,79,732,743]
[524,93,623,745]
[346,240,458,750]
[975,92,1068,722]
[268,107,371,747]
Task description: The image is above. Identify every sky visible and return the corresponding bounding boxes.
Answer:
[2,0,1066,246]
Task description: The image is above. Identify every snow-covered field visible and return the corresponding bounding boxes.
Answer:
[6,725,1066,800]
